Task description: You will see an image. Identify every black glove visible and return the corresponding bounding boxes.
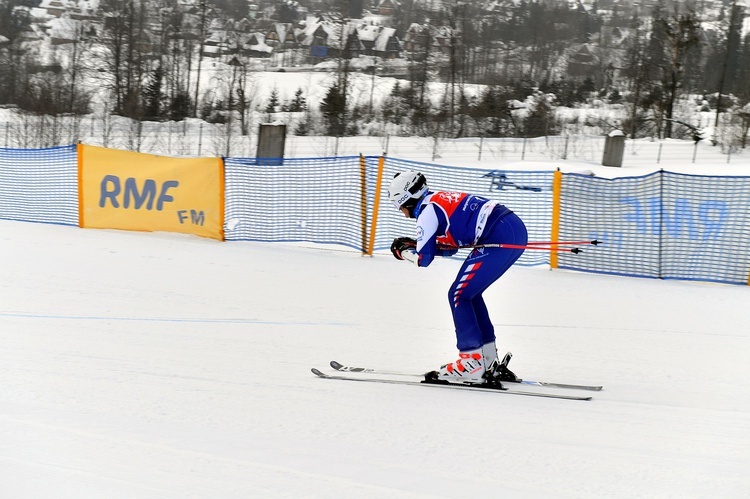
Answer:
[391,237,417,260]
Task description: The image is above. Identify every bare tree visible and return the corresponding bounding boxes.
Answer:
[654,6,701,138]
[99,0,152,119]
[192,0,210,117]
[712,0,744,144]
[621,13,650,139]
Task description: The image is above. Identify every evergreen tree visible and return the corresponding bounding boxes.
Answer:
[524,94,558,137]
[143,65,164,120]
[273,2,298,23]
[320,83,346,136]
[265,87,280,114]
[0,0,31,42]
[284,88,307,112]
[382,82,409,126]
[472,86,515,137]
[169,90,192,121]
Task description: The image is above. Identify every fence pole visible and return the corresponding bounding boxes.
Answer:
[225,122,231,157]
[478,136,484,161]
[522,137,527,160]
[563,134,569,160]
[367,155,386,256]
[4,121,8,147]
[657,142,663,164]
[692,142,698,163]
[198,123,203,156]
[359,154,368,255]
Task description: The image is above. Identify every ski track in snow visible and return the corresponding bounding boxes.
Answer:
[1,218,749,498]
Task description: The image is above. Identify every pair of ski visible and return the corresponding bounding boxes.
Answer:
[312,354,601,401]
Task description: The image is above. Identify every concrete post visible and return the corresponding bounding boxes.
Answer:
[602,129,625,167]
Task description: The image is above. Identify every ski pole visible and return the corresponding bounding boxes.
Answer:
[467,243,584,254]
[440,243,586,254]
[523,239,600,246]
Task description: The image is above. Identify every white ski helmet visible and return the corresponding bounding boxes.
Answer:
[388,171,428,211]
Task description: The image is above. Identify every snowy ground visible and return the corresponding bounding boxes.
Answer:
[1,216,749,498]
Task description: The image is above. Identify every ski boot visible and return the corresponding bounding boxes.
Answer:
[424,348,486,385]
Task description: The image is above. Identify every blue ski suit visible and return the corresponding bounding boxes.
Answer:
[412,191,528,352]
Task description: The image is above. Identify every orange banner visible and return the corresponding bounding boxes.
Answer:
[79,144,224,240]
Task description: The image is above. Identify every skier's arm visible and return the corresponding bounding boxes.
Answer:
[414,204,448,267]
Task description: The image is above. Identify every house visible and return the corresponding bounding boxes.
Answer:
[303,21,341,60]
[266,23,297,50]
[236,18,253,33]
[238,32,273,58]
[373,27,400,59]
[567,44,598,77]
[402,23,424,52]
[40,0,66,18]
[48,15,78,45]
[357,25,400,59]
[202,29,234,58]
[295,14,403,62]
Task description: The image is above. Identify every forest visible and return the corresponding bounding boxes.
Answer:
[2,0,750,148]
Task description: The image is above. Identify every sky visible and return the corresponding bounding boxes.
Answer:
[1,187,749,497]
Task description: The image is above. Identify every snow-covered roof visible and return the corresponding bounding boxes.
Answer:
[373,27,396,52]
[272,23,293,42]
[29,7,54,21]
[357,24,380,43]
[48,16,79,41]
[242,32,273,53]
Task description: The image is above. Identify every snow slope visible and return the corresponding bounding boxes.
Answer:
[1,218,749,498]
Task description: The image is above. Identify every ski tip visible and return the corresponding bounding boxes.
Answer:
[330,360,344,370]
[311,367,327,377]
[575,385,603,392]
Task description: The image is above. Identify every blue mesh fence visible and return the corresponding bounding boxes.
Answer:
[224,156,367,250]
[660,172,750,284]
[556,172,662,278]
[556,171,750,285]
[0,145,78,226]
[223,155,555,265]
[2,144,750,284]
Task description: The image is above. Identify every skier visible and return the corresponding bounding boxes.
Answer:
[388,170,528,385]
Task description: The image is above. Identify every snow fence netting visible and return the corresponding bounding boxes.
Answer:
[555,171,750,284]
[0,144,78,226]
[223,155,554,266]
